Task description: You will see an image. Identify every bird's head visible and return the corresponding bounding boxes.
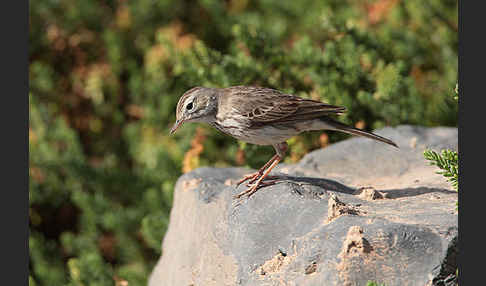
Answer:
[170,87,218,134]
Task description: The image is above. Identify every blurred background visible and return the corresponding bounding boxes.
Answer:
[29,0,457,285]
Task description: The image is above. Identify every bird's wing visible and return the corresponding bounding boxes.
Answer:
[220,86,345,125]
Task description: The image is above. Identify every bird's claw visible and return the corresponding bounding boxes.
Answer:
[237,173,279,187]
[233,179,277,200]
[236,172,261,187]
[245,179,276,188]
[233,184,259,200]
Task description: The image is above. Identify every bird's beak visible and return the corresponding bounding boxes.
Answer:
[169,119,184,135]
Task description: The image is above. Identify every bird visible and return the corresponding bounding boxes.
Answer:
[170,86,398,199]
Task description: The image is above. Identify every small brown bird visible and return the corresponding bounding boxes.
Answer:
[170,86,397,199]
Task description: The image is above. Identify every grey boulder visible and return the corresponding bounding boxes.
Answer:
[149,125,458,286]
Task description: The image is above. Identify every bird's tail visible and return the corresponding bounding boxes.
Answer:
[321,118,398,148]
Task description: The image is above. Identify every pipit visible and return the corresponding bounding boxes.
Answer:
[170,86,397,199]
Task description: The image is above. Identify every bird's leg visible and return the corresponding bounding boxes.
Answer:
[236,154,279,186]
[234,156,282,199]
[234,142,288,199]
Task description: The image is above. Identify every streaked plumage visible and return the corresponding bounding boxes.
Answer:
[171,85,398,199]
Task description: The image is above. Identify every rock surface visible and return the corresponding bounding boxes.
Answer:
[149,125,458,286]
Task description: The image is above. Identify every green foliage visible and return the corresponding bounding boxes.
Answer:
[30,0,457,285]
[424,149,458,190]
[424,83,458,190]
[366,281,386,286]
[423,85,458,210]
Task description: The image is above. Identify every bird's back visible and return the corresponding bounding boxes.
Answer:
[211,86,345,145]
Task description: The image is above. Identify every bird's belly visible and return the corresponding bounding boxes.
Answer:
[244,127,299,145]
[213,123,299,145]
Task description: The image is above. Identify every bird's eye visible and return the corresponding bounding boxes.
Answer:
[186,102,194,110]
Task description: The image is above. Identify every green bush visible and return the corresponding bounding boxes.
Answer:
[366,281,386,286]
[29,0,457,285]
[424,84,458,209]
[424,148,459,191]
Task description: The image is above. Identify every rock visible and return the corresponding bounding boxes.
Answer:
[353,187,388,200]
[148,125,458,286]
[326,194,362,223]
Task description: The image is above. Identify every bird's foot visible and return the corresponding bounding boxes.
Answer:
[245,176,279,187]
[236,172,280,187]
[233,153,283,202]
[233,184,259,200]
[236,171,261,187]
[233,179,277,200]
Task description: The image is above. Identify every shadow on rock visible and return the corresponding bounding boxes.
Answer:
[270,174,356,195]
[381,187,456,199]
